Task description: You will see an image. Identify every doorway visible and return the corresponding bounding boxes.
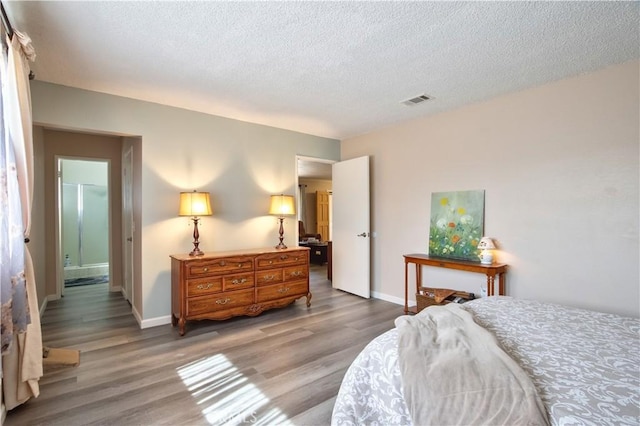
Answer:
[296,156,334,242]
[296,156,334,279]
[58,158,111,291]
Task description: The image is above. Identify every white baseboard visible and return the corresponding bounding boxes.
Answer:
[140,314,172,329]
[371,290,412,307]
[39,294,58,317]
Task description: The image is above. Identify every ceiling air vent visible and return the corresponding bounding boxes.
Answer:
[401,94,431,106]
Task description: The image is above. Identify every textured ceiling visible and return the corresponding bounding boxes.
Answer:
[5,1,639,140]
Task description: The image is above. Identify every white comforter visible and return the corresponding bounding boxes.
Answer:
[395,303,548,425]
[331,297,640,426]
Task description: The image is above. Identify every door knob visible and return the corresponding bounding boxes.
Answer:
[357,232,369,237]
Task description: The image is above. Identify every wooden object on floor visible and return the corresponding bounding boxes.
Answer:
[403,254,508,314]
[415,287,475,312]
[42,347,80,367]
[170,247,311,336]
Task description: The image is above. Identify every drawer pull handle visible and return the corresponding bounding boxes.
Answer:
[237,263,243,267]
[278,287,290,294]
[203,267,209,272]
[216,298,231,305]
[263,274,275,281]
[219,261,226,266]
[269,260,273,264]
[231,278,247,285]
[196,283,213,290]
[290,271,302,277]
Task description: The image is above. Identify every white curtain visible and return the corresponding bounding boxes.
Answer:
[1,28,41,410]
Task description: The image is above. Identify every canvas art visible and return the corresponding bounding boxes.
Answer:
[429,190,485,262]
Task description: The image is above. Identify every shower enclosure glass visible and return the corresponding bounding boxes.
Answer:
[60,159,110,284]
[62,183,109,267]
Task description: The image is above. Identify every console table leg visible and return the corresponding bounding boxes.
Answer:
[404,261,409,314]
[306,292,312,307]
[487,275,496,296]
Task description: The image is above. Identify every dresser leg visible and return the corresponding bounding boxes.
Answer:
[178,318,186,336]
[171,314,177,326]
[306,292,312,307]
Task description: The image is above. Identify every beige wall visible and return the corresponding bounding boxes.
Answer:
[30,81,340,323]
[342,60,639,317]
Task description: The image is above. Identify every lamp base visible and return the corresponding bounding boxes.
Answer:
[274,217,287,250]
[480,250,494,265]
[189,247,204,257]
[189,217,205,256]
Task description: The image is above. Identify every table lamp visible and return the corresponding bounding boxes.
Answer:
[179,190,213,256]
[477,237,496,264]
[269,194,295,249]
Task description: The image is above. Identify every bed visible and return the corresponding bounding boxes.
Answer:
[331,296,640,426]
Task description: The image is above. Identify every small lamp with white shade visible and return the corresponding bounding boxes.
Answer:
[477,237,496,265]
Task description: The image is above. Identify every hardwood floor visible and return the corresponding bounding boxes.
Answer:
[5,265,401,426]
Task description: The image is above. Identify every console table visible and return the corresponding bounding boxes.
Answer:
[403,253,508,314]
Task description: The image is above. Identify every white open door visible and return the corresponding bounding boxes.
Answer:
[332,156,370,298]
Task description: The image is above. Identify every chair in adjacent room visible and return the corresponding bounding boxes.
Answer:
[298,221,321,242]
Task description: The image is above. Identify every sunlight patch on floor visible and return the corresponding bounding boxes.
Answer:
[177,354,293,425]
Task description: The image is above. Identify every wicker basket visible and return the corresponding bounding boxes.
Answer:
[416,287,474,312]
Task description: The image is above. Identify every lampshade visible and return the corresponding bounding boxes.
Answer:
[477,237,496,250]
[179,191,212,217]
[269,194,295,217]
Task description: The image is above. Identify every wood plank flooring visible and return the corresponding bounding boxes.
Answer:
[5,265,401,426]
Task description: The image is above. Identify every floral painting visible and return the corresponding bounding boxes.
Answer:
[428,190,485,262]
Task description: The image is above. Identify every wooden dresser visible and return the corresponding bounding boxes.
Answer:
[170,247,311,335]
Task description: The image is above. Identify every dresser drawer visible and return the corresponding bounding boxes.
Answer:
[283,265,308,282]
[255,251,307,269]
[186,256,253,278]
[187,289,255,316]
[256,280,308,303]
[255,268,284,286]
[222,272,254,291]
[187,276,223,297]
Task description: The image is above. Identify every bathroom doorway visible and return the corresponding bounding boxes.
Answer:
[59,158,110,290]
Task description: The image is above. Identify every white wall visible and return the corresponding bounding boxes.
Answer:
[31,81,340,323]
[342,60,639,318]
